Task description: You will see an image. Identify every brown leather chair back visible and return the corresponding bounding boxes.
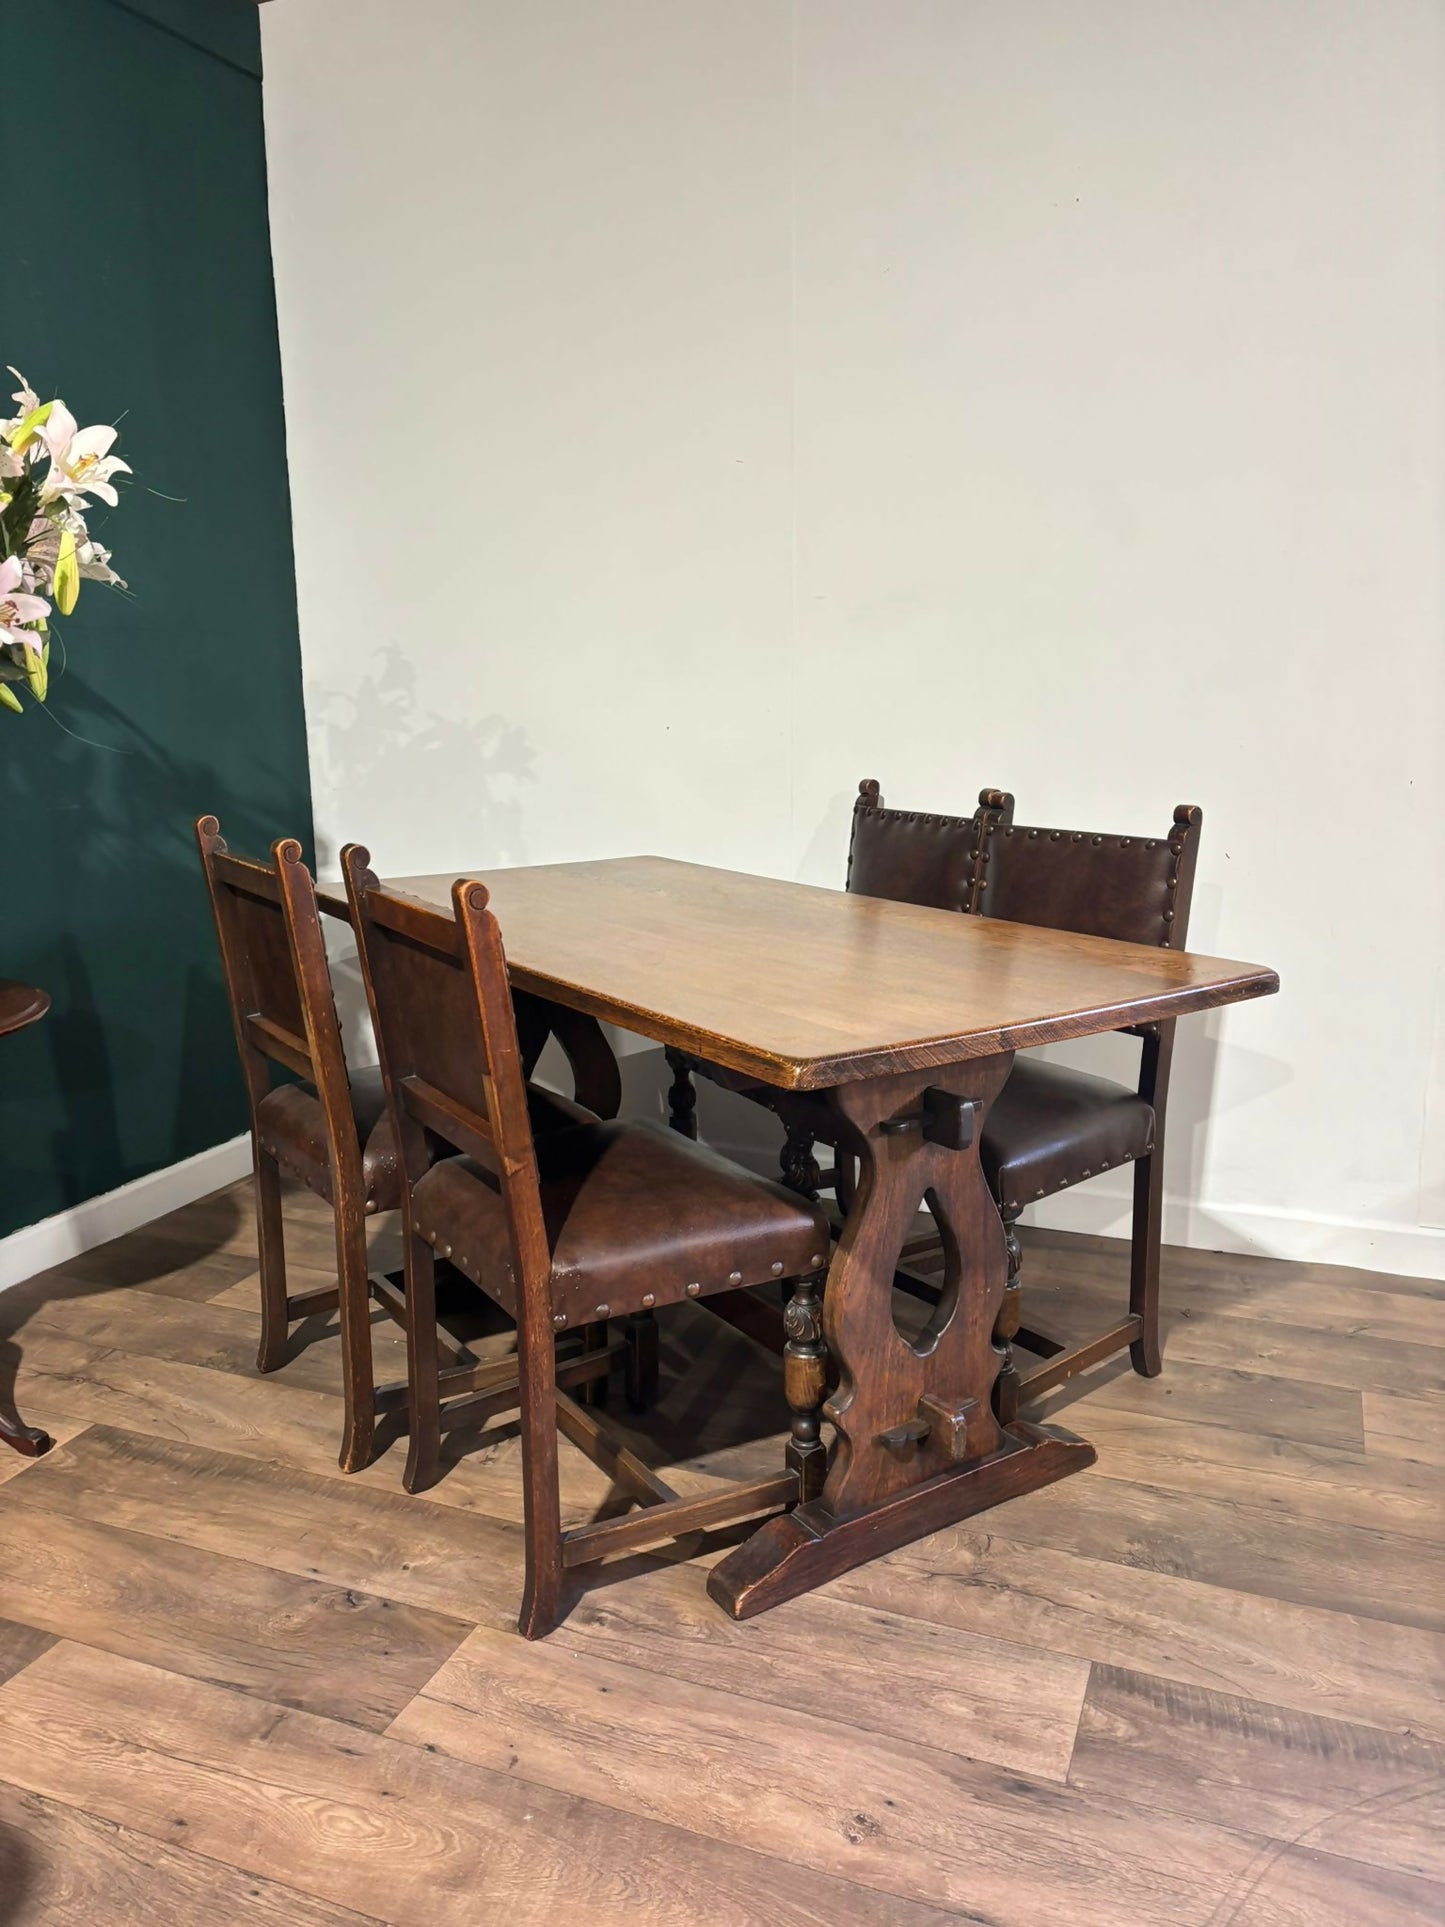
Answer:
[341,848,546,1253]
[846,779,1015,912]
[979,803,1202,949]
[195,818,359,1175]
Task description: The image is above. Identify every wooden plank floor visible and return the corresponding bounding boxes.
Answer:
[0,1181,1440,1925]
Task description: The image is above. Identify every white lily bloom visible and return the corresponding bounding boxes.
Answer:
[7,369,40,417]
[0,556,50,655]
[40,402,132,509]
[78,536,125,588]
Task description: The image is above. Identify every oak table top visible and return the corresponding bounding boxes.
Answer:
[318,854,1277,1091]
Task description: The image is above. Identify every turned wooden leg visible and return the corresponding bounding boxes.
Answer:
[402,1234,442,1495]
[624,1308,659,1413]
[783,1271,829,1501]
[992,1216,1023,1423]
[335,1219,376,1474]
[664,1048,698,1139]
[516,1289,564,1641]
[253,1145,290,1375]
[779,1121,823,1203]
[1129,1149,1164,1377]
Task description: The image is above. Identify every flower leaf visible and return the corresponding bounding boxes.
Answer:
[53,526,80,615]
[5,402,53,455]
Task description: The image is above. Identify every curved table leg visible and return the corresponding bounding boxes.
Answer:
[709,1053,1093,1620]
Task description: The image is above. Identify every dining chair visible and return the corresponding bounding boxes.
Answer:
[342,843,832,1639]
[974,801,1203,1417]
[664,781,1202,1420]
[196,819,617,1475]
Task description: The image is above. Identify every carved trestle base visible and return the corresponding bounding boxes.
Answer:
[709,1421,1093,1618]
[709,1050,1095,1618]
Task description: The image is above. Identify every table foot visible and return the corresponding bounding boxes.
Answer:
[706,1419,1093,1620]
[0,1411,54,1459]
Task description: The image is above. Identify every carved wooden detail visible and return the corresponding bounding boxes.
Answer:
[782,1271,829,1501]
[664,1046,698,1140]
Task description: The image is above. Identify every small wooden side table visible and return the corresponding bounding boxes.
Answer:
[0,980,53,1458]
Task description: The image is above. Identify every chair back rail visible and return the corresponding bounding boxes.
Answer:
[979,802,1202,950]
[341,847,551,1272]
[846,778,1014,913]
[195,818,363,1195]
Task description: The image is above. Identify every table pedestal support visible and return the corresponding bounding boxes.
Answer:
[709,1052,1094,1617]
[709,1419,1091,1617]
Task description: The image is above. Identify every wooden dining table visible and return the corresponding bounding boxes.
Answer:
[319,855,1278,1618]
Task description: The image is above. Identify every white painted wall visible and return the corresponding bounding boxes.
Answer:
[261,0,1445,1277]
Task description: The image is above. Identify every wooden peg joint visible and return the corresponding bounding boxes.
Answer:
[877,1090,978,1150]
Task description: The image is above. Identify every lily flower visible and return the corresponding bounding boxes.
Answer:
[0,556,50,656]
[39,402,131,508]
[7,369,40,417]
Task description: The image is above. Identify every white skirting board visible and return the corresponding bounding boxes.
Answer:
[1029,1186,1445,1284]
[0,1134,252,1293]
[0,1117,1438,1295]
[702,1128,1445,1284]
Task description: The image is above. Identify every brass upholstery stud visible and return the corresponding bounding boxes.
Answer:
[770,1261,784,1276]
[727,1270,742,1285]
[641,1292,655,1308]
[552,1313,567,1328]
[595,1303,610,1319]
[810,1253,824,1268]
[686,1281,701,1297]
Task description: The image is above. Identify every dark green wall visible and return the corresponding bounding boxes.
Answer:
[1,0,313,1237]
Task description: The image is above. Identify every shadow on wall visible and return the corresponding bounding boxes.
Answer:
[306,644,536,874]
[307,644,539,1069]
[0,672,281,1235]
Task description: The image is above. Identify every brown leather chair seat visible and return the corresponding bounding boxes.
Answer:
[981,1059,1155,1216]
[256,1069,591,1217]
[412,1118,831,1330]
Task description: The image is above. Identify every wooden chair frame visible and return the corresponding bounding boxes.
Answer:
[196,819,386,1472]
[343,846,818,1638]
[982,802,1202,1417]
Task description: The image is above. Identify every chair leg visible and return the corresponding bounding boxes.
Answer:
[516,1295,565,1640]
[779,1122,823,1203]
[783,1271,829,1502]
[335,1218,376,1474]
[624,1308,659,1413]
[253,1146,290,1376]
[664,1048,698,1139]
[992,1216,1023,1424]
[402,1234,442,1495]
[1129,1151,1164,1377]
[579,1320,610,1407]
